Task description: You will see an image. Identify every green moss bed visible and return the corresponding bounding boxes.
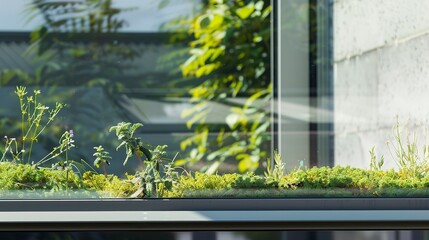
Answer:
[1,162,429,198]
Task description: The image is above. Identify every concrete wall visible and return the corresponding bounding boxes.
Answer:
[334,0,429,168]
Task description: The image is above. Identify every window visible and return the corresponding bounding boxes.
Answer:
[0,0,275,199]
[0,0,429,230]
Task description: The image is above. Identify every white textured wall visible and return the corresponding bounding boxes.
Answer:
[334,0,429,168]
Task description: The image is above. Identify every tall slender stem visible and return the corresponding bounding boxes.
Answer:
[102,163,107,177]
[135,151,144,168]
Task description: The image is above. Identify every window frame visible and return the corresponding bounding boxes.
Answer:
[1,199,429,230]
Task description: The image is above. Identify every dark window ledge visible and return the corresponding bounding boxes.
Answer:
[0,199,429,230]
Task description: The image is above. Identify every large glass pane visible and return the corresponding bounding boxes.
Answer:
[0,0,273,199]
[0,0,426,200]
[278,0,429,198]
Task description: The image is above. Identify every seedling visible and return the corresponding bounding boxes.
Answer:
[109,122,152,166]
[93,145,111,177]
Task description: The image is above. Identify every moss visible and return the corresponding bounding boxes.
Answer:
[231,172,272,188]
[0,163,138,198]
[82,172,139,198]
[0,162,81,190]
[2,162,429,198]
[163,172,238,198]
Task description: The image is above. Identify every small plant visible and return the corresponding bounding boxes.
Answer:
[232,172,267,189]
[369,146,384,171]
[1,86,66,165]
[130,145,179,198]
[264,150,285,186]
[1,136,22,163]
[109,122,181,197]
[387,118,429,178]
[42,130,76,190]
[36,130,75,166]
[109,122,152,166]
[15,86,64,164]
[152,145,179,197]
[93,145,111,177]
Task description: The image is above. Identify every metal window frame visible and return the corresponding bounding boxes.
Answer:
[0,199,429,230]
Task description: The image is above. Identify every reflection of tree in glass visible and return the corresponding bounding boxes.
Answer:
[176,0,272,173]
[0,0,143,174]
[24,0,140,90]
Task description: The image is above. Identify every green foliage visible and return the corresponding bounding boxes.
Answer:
[264,151,285,186]
[387,118,429,178]
[109,122,152,166]
[279,166,358,189]
[93,145,111,176]
[231,172,270,188]
[109,123,180,198]
[164,172,238,197]
[1,86,70,166]
[369,146,384,171]
[166,165,429,198]
[0,0,149,172]
[1,0,139,90]
[0,162,81,191]
[4,159,429,198]
[37,130,76,167]
[160,163,429,198]
[277,165,429,191]
[178,0,272,173]
[368,119,429,178]
[1,85,180,198]
[82,172,138,198]
[16,0,139,89]
[130,145,182,198]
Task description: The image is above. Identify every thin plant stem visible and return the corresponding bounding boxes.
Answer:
[19,97,25,160]
[135,151,144,167]
[27,110,44,164]
[102,163,107,177]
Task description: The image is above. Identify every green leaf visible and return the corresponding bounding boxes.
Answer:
[254,121,270,135]
[94,159,100,168]
[207,151,221,161]
[205,161,221,175]
[174,159,187,166]
[131,123,143,135]
[236,3,255,20]
[255,1,264,11]
[116,141,126,151]
[140,146,152,161]
[186,111,207,128]
[261,5,272,19]
[210,14,224,28]
[238,159,248,172]
[123,156,130,166]
[226,113,239,129]
[253,35,262,43]
[237,155,259,173]
[198,15,211,28]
